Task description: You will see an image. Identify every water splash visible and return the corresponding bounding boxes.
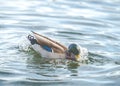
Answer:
[18,35,31,52]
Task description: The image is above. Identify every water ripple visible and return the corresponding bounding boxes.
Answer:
[0,0,120,86]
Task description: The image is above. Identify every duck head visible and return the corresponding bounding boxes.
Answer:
[66,43,81,61]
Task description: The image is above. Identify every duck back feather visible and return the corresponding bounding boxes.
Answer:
[32,31,67,53]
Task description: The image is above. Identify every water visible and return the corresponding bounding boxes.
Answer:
[0,0,120,86]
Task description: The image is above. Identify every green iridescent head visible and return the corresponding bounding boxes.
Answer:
[66,43,81,61]
[68,43,80,55]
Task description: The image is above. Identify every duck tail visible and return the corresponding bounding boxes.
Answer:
[28,35,38,45]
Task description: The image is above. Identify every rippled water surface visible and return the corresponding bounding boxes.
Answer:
[0,0,120,86]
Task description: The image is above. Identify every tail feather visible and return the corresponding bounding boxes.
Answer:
[28,35,38,45]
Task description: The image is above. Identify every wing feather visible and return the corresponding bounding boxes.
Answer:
[32,31,67,53]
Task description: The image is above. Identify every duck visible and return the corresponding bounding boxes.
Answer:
[27,31,88,61]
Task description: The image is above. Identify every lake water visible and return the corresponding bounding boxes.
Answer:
[0,0,120,86]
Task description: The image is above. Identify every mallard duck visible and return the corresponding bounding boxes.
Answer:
[28,31,88,61]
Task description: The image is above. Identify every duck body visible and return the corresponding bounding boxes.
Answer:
[28,31,88,61]
[31,43,66,59]
[28,31,67,59]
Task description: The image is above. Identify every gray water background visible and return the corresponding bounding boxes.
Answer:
[0,0,120,86]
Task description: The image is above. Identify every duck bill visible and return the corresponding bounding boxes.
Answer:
[75,54,80,61]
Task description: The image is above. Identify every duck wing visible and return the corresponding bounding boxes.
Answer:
[32,31,67,53]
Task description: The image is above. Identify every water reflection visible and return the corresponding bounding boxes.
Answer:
[25,46,86,82]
